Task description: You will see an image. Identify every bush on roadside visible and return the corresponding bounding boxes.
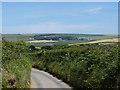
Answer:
[31,44,120,88]
[2,40,31,88]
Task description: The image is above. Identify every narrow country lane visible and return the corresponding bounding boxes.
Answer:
[31,69,72,90]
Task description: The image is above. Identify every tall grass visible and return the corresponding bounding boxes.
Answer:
[2,40,31,88]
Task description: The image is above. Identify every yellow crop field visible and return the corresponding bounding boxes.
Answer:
[26,40,58,43]
[69,38,120,45]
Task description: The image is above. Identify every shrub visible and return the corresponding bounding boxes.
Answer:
[2,40,31,88]
[31,44,119,88]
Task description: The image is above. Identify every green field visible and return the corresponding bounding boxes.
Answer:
[2,34,36,41]
[2,34,118,47]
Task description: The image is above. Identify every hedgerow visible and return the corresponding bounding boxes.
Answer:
[2,40,31,88]
[31,44,120,88]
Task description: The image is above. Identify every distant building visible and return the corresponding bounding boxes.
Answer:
[59,38,63,41]
[29,38,34,40]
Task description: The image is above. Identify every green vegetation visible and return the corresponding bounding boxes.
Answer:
[2,34,118,47]
[32,34,118,41]
[0,35,2,89]
[2,34,119,89]
[2,34,36,41]
[2,40,31,88]
[31,44,120,88]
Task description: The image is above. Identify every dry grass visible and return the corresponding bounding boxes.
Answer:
[26,40,58,43]
[87,38,119,43]
[69,38,120,45]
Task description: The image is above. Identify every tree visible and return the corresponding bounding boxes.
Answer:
[41,46,53,50]
[29,45,36,52]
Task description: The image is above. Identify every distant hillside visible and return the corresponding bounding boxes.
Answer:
[2,34,118,47]
[69,38,120,46]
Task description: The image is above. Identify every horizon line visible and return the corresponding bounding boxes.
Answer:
[1,33,119,35]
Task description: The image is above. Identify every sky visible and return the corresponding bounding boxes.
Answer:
[2,2,118,34]
[0,2,1,21]
[2,0,119,2]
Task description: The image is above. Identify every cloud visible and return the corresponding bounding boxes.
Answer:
[84,8,103,13]
[2,22,96,34]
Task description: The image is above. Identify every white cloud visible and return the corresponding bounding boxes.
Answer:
[84,8,103,13]
[2,22,96,34]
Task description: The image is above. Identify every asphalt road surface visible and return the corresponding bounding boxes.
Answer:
[31,69,72,90]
